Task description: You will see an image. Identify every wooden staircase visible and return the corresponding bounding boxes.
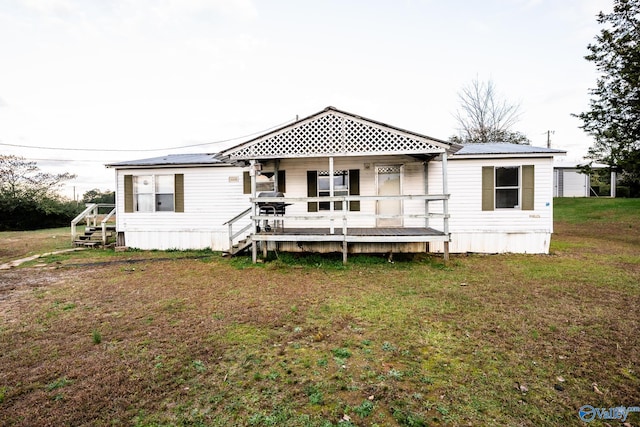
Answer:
[71,203,116,249]
[222,236,252,257]
[222,207,253,257]
[73,225,117,248]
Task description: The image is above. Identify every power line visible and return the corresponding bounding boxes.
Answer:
[0,117,295,153]
[21,157,121,163]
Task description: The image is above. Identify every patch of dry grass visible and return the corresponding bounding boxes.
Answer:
[0,199,638,426]
[0,227,75,263]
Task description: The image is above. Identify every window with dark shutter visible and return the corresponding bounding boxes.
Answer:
[349,169,360,211]
[244,170,286,194]
[124,175,133,213]
[125,174,180,212]
[481,167,494,211]
[174,174,184,212]
[522,165,534,210]
[243,171,251,194]
[277,170,286,193]
[482,165,534,210]
[307,171,318,212]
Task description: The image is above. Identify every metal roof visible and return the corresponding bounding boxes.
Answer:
[106,153,228,168]
[453,143,566,156]
[553,159,608,169]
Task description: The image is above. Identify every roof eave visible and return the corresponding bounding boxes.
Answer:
[106,162,234,169]
[451,151,567,160]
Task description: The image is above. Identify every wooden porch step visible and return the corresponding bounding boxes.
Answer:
[85,226,116,232]
[74,240,101,248]
[222,237,252,257]
[77,233,113,241]
[73,226,117,248]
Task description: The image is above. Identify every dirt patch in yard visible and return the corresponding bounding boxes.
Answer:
[0,202,639,426]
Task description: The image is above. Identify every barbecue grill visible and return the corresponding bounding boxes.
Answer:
[257,191,288,232]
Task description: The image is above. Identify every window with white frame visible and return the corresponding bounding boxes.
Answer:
[133,175,175,212]
[318,170,349,210]
[155,175,175,211]
[495,166,520,208]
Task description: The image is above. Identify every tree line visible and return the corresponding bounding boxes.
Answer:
[0,155,114,231]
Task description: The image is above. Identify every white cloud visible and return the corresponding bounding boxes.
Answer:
[18,0,76,16]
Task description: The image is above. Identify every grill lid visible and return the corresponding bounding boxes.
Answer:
[257,191,284,198]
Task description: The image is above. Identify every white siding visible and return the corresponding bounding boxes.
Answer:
[114,156,438,250]
[277,156,432,229]
[115,166,250,250]
[429,157,555,254]
[113,155,555,254]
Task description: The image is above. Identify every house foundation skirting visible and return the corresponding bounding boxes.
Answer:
[430,231,551,254]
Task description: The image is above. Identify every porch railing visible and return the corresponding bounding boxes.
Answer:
[245,194,451,262]
[249,194,450,232]
[71,203,116,243]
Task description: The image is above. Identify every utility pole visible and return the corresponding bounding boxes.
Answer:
[546,130,555,148]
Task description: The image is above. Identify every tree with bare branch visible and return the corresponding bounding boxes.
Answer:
[451,77,530,144]
[0,155,79,230]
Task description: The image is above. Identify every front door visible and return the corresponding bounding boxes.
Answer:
[376,165,403,227]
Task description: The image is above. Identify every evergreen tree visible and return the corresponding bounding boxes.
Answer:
[576,0,640,196]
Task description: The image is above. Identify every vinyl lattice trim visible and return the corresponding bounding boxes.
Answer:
[227,111,444,159]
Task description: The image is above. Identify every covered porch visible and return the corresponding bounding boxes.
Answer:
[219,107,453,264]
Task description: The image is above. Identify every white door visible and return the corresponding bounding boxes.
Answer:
[376,165,403,227]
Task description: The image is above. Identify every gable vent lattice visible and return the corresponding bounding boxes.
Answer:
[227,112,444,159]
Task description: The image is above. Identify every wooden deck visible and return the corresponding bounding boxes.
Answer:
[250,226,450,263]
[254,227,447,242]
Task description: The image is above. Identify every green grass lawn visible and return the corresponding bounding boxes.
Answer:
[554,197,640,224]
[0,198,638,426]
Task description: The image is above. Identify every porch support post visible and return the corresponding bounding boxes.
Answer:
[274,159,280,191]
[441,152,450,261]
[610,170,616,198]
[342,200,348,264]
[250,159,258,263]
[424,161,429,229]
[329,156,335,234]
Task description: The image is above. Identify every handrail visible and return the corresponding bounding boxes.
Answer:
[223,207,252,252]
[71,203,116,242]
[223,207,251,225]
[71,204,97,242]
[101,206,117,247]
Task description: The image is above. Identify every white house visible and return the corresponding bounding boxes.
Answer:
[435,143,565,254]
[106,107,565,261]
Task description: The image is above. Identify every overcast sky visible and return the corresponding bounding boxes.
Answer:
[0,0,610,199]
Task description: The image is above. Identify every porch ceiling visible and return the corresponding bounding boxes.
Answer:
[220,106,450,161]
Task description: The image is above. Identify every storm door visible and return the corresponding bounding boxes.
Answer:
[375,165,403,227]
